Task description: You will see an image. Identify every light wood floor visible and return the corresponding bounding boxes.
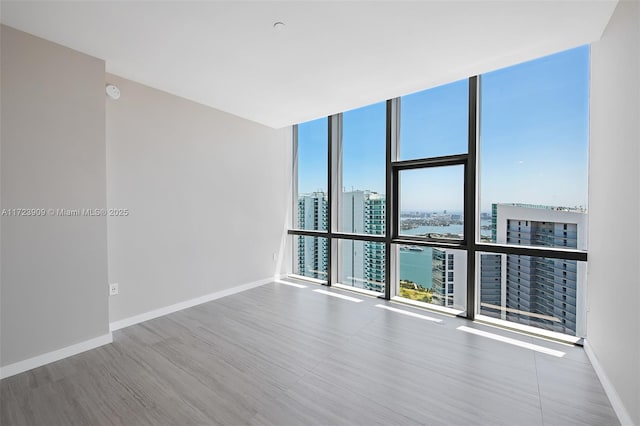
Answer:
[1,280,619,425]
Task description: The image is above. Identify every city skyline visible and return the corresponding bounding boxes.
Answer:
[294,190,585,216]
[296,197,586,336]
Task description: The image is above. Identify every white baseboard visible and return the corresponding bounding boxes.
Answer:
[0,277,277,381]
[0,333,113,380]
[584,339,634,426]
[109,276,275,332]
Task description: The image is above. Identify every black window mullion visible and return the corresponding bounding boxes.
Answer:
[392,154,468,170]
[391,167,399,240]
[326,115,333,286]
[466,75,479,319]
[384,99,394,300]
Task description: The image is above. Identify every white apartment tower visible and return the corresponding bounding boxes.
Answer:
[340,191,385,293]
[297,192,329,280]
[431,249,466,310]
[480,203,587,335]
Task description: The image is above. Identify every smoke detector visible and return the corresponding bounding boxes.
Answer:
[105,84,120,100]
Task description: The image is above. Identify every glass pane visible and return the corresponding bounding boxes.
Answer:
[479,46,589,246]
[295,236,328,281]
[479,253,585,337]
[338,239,385,295]
[399,79,468,160]
[399,166,464,240]
[484,204,587,250]
[340,102,386,235]
[398,246,466,311]
[297,193,328,233]
[297,118,328,231]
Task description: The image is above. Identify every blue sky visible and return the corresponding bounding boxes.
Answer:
[298,45,590,213]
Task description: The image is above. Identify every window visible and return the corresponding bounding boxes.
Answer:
[294,236,328,282]
[479,252,585,336]
[479,46,588,250]
[289,46,588,341]
[335,103,387,294]
[340,102,386,235]
[475,47,588,338]
[399,247,466,311]
[400,79,468,160]
[398,166,465,241]
[479,254,586,336]
[338,239,385,294]
[296,118,328,231]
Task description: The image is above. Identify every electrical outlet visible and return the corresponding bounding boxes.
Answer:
[109,283,119,296]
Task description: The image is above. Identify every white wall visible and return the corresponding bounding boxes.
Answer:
[1,25,109,367]
[105,74,291,323]
[588,1,640,424]
[0,25,292,372]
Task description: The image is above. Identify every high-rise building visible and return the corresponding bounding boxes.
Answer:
[480,203,587,335]
[431,248,466,309]
[297,192,328,280]
[340,191,385,293]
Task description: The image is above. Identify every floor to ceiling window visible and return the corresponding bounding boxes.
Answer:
[477,46,590,337]
[294,118,329,281]
[289,46,589,341]
[337,102,387,295]
[388,77,474,317]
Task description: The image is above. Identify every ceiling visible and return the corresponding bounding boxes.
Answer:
[0,1,617,129]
